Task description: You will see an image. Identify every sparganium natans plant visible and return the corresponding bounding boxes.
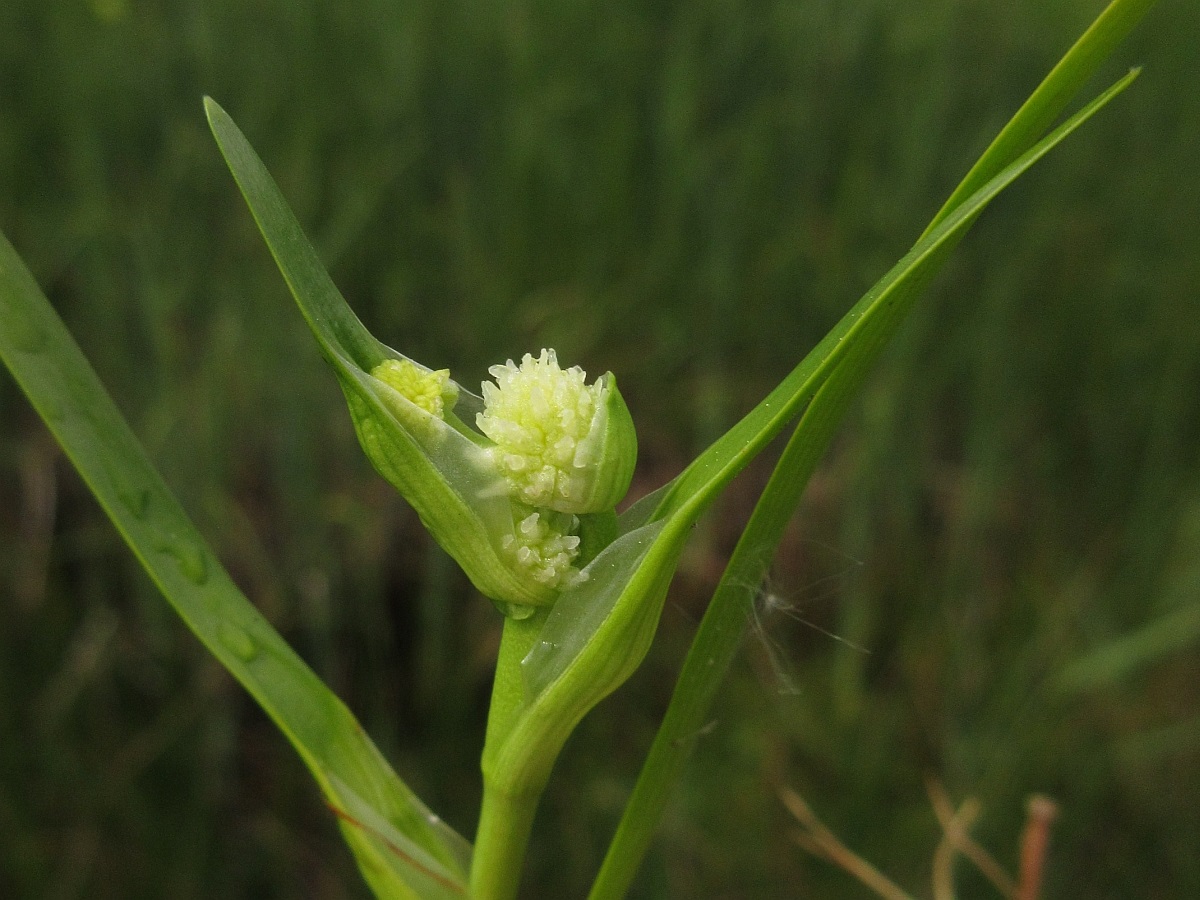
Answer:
[0,1,1158,897]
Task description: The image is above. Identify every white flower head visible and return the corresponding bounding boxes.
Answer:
[477,349,636,514]
[501,510,586,590]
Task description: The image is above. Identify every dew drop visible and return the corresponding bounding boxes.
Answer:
[217,621,258,661]
[158,539,209,585]
[501,601,537,621]
[118,488,151,520]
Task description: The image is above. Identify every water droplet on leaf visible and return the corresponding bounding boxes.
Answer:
[118,488,151,519]
[217,622,257,661]
[158,538,209,585]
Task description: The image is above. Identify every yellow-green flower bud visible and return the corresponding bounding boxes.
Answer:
[476,349,637,514]
[370,358,460,442]
[372,358,458,421]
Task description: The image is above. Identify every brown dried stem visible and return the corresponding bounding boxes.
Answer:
[926,778,1017,898]
[931,796,981,900]
[1016,795,1059,900]
[780,787,916,900]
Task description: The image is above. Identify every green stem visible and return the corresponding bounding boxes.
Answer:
[471,608,550,899]
[470,781,541,900]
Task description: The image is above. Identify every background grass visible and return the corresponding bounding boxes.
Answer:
[2,0,1197,897]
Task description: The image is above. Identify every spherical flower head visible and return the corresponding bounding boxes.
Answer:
[476,349,637,514]
[501,510,585,590]
[372,358,459,436]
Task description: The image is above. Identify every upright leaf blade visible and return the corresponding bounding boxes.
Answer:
[929,0,1158,234]
[0,228,468,898]
[492,71,1140,819]
[591,7,1160,891]
[203,96,381,374]
[588,60,1144,900]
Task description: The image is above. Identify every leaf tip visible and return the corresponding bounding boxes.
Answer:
[202,95,225,130]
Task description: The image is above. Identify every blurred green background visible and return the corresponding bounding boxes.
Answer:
[2,1,1197,897]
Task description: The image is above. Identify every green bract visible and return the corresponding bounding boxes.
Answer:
[200,105,643,614]
[352,356,568,609]
[352,348,634,609]
[359,347,639,604]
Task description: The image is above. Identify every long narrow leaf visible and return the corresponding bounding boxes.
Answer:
[928,0,1157,234]
[588,57,1145,900]
[0,230,469,899]
[497,70,1140,813]
[593,0,1157,885]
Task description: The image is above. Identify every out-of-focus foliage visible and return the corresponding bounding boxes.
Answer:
[0,1,1196,897]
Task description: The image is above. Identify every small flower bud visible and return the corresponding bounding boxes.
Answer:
[476,349,637,514]
[372,358,458,421]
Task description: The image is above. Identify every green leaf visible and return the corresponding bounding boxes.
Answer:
[491,71,1143,811]
[591,1,1157,894]
[0,229,468,898]
[927,0,1158,236]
